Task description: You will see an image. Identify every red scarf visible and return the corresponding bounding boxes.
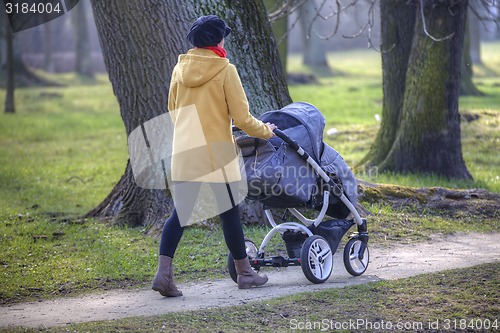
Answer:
[202,46,227,58]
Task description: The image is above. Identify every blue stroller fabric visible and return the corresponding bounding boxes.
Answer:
[236,102,358,218]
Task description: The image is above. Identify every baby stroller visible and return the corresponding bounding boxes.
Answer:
[227,102,369,284]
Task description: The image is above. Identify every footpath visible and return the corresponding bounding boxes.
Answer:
[1,232,499,329]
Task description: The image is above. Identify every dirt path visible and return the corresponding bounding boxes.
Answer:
[1,232,499,329]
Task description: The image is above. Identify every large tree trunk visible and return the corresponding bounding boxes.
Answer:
[88,0,291,229]
[71,1,94,78]
[86,0,186,229]
[380,0,472,180]
[359,0,416,167]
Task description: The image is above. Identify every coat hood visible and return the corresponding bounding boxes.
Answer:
[176,48,229,88]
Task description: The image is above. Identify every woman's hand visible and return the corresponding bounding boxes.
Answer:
[266,122,277,136]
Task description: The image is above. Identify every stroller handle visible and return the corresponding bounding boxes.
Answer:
[273,129,301,151]
[232,126,302,156]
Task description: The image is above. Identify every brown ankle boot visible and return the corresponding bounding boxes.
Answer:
[234,257,268,289]
[152,255,183,297]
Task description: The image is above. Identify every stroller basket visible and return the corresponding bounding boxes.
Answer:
[282,230,308,258]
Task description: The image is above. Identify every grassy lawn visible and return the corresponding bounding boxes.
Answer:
[0,43,499,317]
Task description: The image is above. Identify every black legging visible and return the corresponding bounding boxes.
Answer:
[159,183,247,260]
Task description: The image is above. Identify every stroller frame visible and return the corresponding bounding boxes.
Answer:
[228,129,369,284]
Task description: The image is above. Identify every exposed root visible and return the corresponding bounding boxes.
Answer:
[358,180,500,219]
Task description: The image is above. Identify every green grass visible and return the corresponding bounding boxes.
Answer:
[3,262,498,332]
[0,82,128,215]
[0,217,157,303]
[1,43,500,306]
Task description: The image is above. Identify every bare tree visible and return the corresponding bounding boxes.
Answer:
[359,0,416,168]
[360,0,500,179]
[42,20,55,72]
[298,0,329,70]
[264,0,289,71]
[460,12,483,96]
[364,0,472,179]
[0,8,56,87]
[88,0,291,228]
[71,1,94,78]
[468,6,482,64]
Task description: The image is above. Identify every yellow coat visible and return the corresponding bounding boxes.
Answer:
[168,48,273,183]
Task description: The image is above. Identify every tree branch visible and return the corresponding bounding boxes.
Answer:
[420,0,455,42]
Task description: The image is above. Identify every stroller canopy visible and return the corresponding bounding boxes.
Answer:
[259,102,326,162]
[261,102,358,208]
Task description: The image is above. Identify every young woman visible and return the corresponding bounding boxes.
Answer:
[152,15,276,297]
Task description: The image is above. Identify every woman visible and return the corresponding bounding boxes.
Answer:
[152,15,276,297]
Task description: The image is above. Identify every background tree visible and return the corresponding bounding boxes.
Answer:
[71,1,94,79]
[264,0,289,72]
[359,0,416,167]
[468,6,482,64]
[4,20,15,113]
[460,13,483,96]
[298,0,329,72]
[0,10,55,87]
[42,20,55,72]
[88,0,291,228]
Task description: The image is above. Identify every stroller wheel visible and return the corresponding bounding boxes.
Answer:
[227,238,260,284]
[300,235,333,284]
[343,237,369,276]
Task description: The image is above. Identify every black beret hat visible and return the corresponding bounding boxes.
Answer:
[187,15,231,47]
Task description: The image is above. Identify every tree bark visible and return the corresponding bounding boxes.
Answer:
[88,0,291,228]
[86,0,185,229]
[219,0,291,111]
[359,0,416,167]
[380,0,472,180]
[72,1,94,78]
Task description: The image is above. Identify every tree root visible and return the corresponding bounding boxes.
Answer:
[358,180,500,219]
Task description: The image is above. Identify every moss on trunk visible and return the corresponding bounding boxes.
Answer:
[378,0,472,180]
[359,0,416,168]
